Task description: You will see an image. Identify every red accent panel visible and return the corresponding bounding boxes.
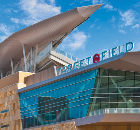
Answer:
[93,54,100,63]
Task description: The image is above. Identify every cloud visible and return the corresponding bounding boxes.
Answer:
[0,24,12,35]
[90,19,99,29]
[103,4,113,10]
[90,24,95,28]
[4,8,11,14]
[11,18,20,24]
[134,42,140,51]
[95,19,99,22]
[11,0,61,26]
[132,24,140,29]
[70,0,76,5]
[59,30,88,51]
[14,10,18,13]
[134,1,140,7]
[0,36,8,42]
[118,29,126,34]
[103,4,117,11]
[119,9,135,26]
[0,24,13,43]
[111,15,116,22]
[92,0,103,5]
[97,26,101,29]
[68,32,87,50]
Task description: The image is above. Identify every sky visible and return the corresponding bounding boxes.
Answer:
[0,0,140,60]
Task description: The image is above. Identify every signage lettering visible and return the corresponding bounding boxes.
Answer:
[57,42,134,75]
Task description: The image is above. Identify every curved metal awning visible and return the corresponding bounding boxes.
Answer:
[0,4,102,74]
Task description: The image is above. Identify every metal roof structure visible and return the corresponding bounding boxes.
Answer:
[0,4,102,76]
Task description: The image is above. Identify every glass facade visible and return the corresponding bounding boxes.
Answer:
[19,68,140,129]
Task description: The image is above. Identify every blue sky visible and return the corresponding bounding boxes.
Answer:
[0,0,140,60]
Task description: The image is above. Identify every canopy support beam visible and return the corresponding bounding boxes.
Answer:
[0,69,3,79]
[11,59,14,74]
[34,44,38,73]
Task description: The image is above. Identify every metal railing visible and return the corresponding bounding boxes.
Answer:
[36,46,80,64]
[55,48,80,62]
[88,108,140,116]
[37,43,52,63]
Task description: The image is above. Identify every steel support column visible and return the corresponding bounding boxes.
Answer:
[0,70,3,79]
[53,66,57,77]
[11,59,14,74]
[30,47,33,72]
[22,44,27,72]
[22,44,32,72]
[34,44,38,73]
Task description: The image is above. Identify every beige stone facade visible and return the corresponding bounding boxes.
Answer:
[0,72,33,130]
[28,122,77,130]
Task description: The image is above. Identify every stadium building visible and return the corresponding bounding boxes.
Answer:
[0,4,140,130]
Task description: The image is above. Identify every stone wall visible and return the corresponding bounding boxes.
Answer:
[0,72,33,130]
